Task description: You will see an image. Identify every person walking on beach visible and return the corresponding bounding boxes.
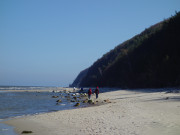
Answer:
[95,86,99,99]
[88,88,92,99]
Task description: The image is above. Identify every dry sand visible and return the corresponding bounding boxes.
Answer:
[4,89,180,135]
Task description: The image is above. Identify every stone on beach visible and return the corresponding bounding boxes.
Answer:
[88,99,93,104]
[82,99,88,103]
[56,99,62,103]
[52,96,59,98]
[74,102,80,107]
[21,130,33,134]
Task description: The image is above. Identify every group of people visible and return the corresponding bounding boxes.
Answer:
[87,87,99,99]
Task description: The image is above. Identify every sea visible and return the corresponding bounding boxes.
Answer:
[0,86,87,135]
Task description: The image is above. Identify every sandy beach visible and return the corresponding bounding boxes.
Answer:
[4,89,180,135]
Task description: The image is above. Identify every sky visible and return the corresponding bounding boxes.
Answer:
[0,0,180,87]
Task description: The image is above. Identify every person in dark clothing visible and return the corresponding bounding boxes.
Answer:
[88,88,92,99]
[95,86,99,99]
[80,87,84,92]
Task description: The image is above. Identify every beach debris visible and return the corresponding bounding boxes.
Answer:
[82,99,88,103]
[21,130,33,134]
[88,99,93,104]
[104,99,111,103]
[74,102,80,107]
[165,97,169,100]
[80,93,87,97]
[52,96,59,98]
[72,93,78,96]
[56,99,62,103]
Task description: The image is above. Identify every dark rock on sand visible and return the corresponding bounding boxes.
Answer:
[74,103,80,107]
[82,100,88,103]
[52,96,59,98]
[56,99,62,103]
[88,100,93,104]
[21,130,33,134]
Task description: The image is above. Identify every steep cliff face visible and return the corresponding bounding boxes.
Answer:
[70,68,89,87]
[72,12,180,88]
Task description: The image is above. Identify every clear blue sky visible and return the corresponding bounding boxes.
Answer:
[0,0,180,86]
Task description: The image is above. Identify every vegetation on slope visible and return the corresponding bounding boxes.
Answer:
[72,12,180,88]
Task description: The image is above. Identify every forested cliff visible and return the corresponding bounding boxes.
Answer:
[71,12,180,88]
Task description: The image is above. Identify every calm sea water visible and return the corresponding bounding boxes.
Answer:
[0,86,87,135]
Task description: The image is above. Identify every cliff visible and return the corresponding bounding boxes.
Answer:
[72,12,180,88]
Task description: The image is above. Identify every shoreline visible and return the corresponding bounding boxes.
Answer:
[3,89,180,135]
[0,87,78,92]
